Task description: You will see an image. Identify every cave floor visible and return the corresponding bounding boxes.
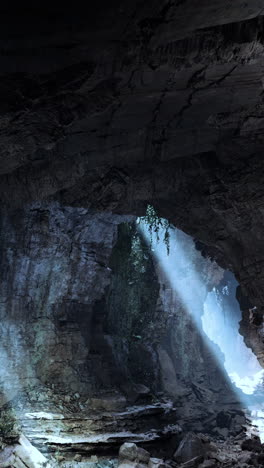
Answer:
[2,390,264,467]
[12,394,180,463]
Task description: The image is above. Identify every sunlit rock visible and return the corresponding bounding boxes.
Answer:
[0,434,51,468]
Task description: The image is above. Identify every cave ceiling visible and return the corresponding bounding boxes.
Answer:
[1,2,264,360]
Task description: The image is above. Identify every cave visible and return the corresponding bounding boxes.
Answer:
[0,2,264,467]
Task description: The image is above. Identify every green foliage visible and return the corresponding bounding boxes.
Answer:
[0,408,20,441]
[130,234,146,275]
[138,204,171,254]
[107,222,159,345]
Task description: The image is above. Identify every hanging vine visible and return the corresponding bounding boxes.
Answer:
[138,204,171,254]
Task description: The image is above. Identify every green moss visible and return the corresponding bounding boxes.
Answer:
[107,222,160,341]
[0,408,20,442]
[105,222,161,387]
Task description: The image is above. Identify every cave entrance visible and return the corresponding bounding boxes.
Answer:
[202,275,264,440]
[202,275,263,396]
[139,216,264,439]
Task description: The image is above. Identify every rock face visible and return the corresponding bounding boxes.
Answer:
[20,402,181,459]
[100,223,243,430]
[0,204,243,445]
[0,434,51,468]
[0,2,262,365]
[0,202,130,399]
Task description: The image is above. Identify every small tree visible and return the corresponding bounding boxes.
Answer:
[138,204,170,254]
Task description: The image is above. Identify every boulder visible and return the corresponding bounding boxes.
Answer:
[241,436,262,452]
[137,447,151,463]
[119,442,150,464]
[173,433,213,464]
[119,443,139,461]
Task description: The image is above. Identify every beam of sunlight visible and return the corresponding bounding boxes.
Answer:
[139,221,264,440]
[138,223,231,374]
[202,287,263,395]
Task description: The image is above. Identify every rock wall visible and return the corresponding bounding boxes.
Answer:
[96,223,243,429]
[0,203,129,401]
[0,203,241,430]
